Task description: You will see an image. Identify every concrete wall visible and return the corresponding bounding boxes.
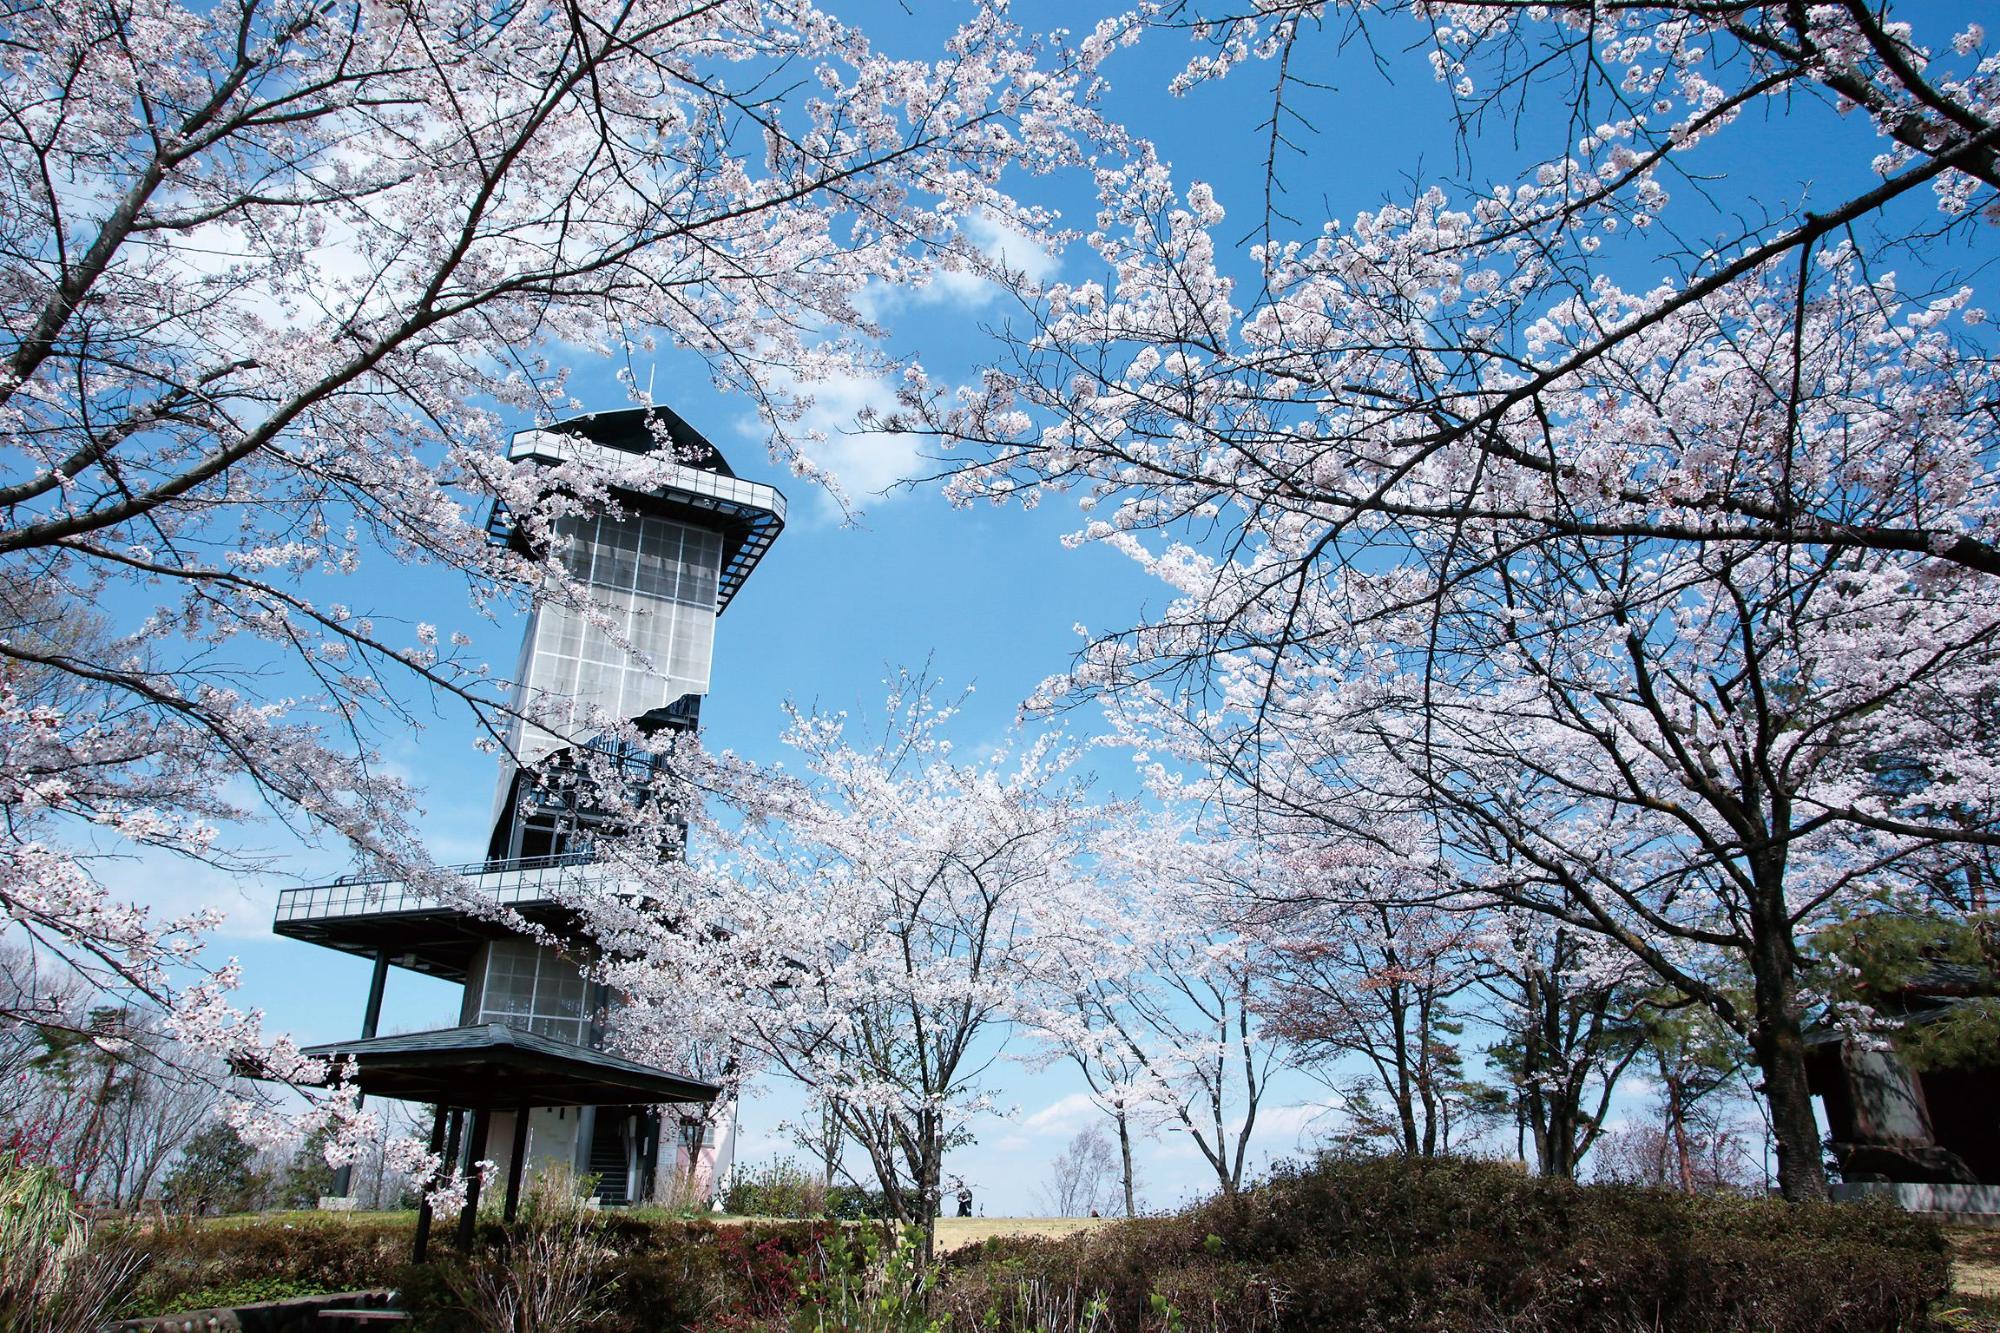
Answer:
[1840,1046,1936,1145]
[1832,1180,2000,1224]
[484,1105,588,1197]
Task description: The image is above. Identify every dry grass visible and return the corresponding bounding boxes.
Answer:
[932,1216,1112,1251]
[1938,1226,2000,1332]
[1953,1226,2000,1297]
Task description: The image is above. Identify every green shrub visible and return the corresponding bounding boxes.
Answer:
[160,1120,266,1215]
[443,1170,615,1333]
[106,1158,1949,1332]
[825,1184,894,1221]
[934,1156,1948,1333]
[0,1152,145,1333]
[115,1275,335,1317]
[724,1156,829,1219]
[111,1209,869,1332]
[111,1213,413,1318]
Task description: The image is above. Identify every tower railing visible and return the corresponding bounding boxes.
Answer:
[273,851,616,924]
[488,431,786,612]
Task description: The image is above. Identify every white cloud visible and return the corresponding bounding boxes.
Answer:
[1022,1091,1100,1136]
[735,210,1060,514]
[794,372,922,504]
[1251,1101,1341,1148]
[94,843,273,940]
[731,370,922,517]
[853,209,1061,321]
[963,211,1061,285]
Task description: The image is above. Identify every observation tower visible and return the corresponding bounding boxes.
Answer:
[270,407,784,1254]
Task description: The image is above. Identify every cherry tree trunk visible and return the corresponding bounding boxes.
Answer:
[1747,877,1828,1202]
[1116,1110,1137,1218]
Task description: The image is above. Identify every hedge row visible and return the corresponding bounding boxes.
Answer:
[111,1212,855,1330]
[112,1157,1950,1332]
[940,1157,1949,1333]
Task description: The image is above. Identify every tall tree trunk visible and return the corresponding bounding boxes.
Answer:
[1416,990,1440,1158]
[1747,870,1828,1201]
[1521,966,1554,1175]
[915,1108,941,1263]
[1389,985,1422,1157]
[1670,1080,1695,1194]
[1656,1048,1694,1192]
[820,1099,843,1190]
[1115,1106,1136,1218]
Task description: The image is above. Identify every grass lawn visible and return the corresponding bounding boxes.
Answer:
[1954,1227,2000,1296]
[1937,1226,2000,1331]
[931,1215,1110,1251]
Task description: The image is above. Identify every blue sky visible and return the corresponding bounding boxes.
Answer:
[109,0,1985,1210]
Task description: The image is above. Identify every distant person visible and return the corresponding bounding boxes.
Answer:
[955,1183,973,1217]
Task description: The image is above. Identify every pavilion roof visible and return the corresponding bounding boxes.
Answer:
[300,1023,718,1110]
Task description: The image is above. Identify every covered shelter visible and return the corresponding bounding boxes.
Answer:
[303,1024,718,1261]
[1805,959,2000,1220]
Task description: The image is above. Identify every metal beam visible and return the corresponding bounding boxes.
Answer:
[504,1107,531,1222]
[332,949,394,1200]
[411,1105,448,1264]
[361,948,390,1039]
[457,1107,491,1250]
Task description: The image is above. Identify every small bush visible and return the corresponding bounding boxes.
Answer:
[724,1156,829,1219]
[443,1168,616,1332]
[106,1157,1950,1333]
[115,1275,335,1317]
[112,1208,872,1331]
[825,1184,894,1221]
[0,1154,145,1333]
[785,1223,938,1333]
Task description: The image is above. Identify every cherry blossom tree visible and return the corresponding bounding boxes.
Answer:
[592,673,1094,1256]
[1473,915,1647,1180]
[914,4,2000,1201]
[1086,480,1998,1197]
[0,0,1112,1127]
[1025,797,1291,1200]
[1017,960,1156,1217]
[1255,884,1490,1161]
[935,3,2000,581]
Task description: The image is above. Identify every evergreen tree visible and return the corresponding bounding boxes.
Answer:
[162,1121,260,1215]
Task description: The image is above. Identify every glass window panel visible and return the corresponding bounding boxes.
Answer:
[554,517,594,580]
[595,525,638,591]
[670,610,713,684]
[636,541,674,598]
[554,607,584,655]
[522,517,729,734]
[679,529,721,606]
[632,607,671,660]
[479,943,588,1043]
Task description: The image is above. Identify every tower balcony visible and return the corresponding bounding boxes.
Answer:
[272,853,622,981]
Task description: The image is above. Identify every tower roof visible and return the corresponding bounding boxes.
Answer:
[299,1023,720,1108]
[488,406,786,613]
[533,405,738,473]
